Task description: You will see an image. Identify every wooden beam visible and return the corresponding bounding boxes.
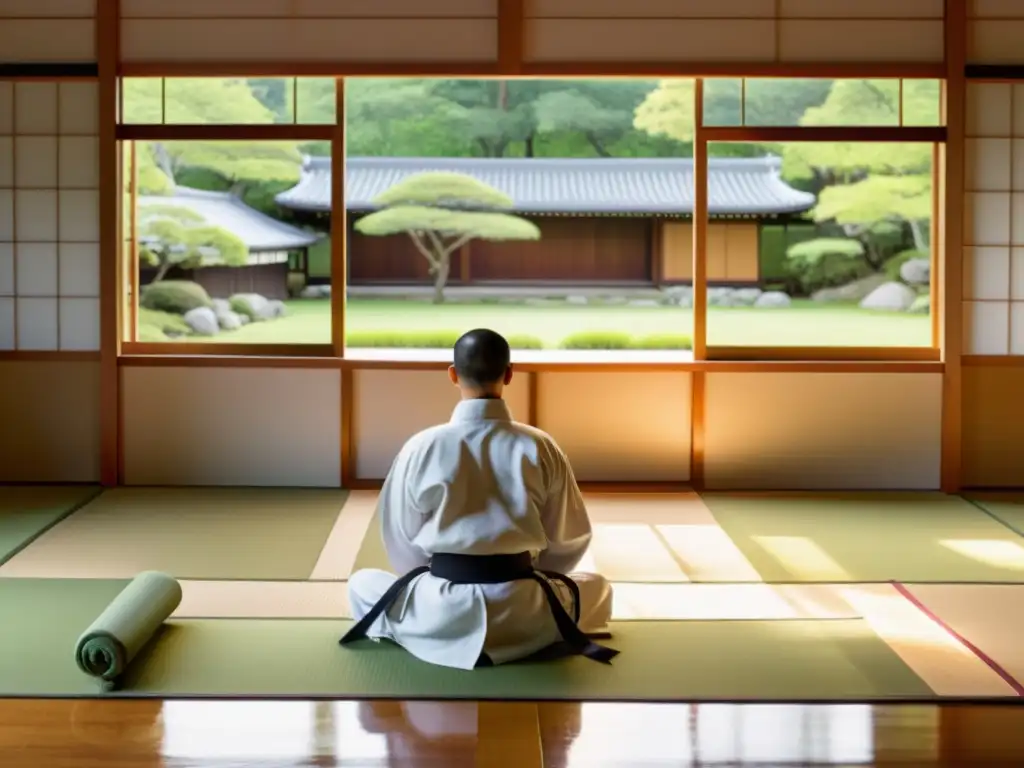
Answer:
[114,355,945,375]
[116,124,333,141]
[498,0,525,75]
[98,0,120,487]
[691,79,708,490]
[941,0,967,493]
[702,126,946,144]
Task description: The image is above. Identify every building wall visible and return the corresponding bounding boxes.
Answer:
[121,366,342,487]
[661,222,761,284]
[0,361,101,483]
[347,216,651,285]
[961,77,1024,487]
[4,0,1024,492]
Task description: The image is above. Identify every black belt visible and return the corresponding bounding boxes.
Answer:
[338,552,619,665]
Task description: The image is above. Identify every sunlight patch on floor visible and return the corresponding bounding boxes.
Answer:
[585,524,689,582]
[939,540,1024,571]
[838,584,1015,697]
[751,536,851,581]
[657,524,763,582]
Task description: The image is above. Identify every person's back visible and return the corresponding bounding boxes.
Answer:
[342,329,615,670]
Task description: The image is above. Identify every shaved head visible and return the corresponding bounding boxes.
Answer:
[453,329,511,388]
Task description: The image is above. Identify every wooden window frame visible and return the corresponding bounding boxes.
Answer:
[114,75,947,366]
[694,92,947,364]
[52,0,965,489]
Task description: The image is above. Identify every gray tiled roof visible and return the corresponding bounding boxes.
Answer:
[138,186,320,252]
[274,156,816,216]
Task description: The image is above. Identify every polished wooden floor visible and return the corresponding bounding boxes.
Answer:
[3,699,1024,767]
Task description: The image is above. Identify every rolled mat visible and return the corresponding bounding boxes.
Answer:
[74,571,182,690]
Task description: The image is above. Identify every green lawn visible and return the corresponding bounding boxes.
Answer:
[178,298,931,348]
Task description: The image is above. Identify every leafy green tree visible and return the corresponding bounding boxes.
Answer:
[633,78,832,143]
[354,172,540,303]
[349,79,678,158]
[124,78,306,215]
[788,79,939,254]
[122,78,278,124]
[138,204,248,282]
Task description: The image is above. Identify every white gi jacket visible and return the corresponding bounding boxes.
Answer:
[365,397,593,670]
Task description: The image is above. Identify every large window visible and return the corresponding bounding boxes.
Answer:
[337,77,697,361]
[114,76,945,361]
[690,77,943,358]
[702,141,934,349]
[119,78,334,349]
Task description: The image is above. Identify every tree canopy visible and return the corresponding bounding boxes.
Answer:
[354,172,540,303]
[138,204,248,281]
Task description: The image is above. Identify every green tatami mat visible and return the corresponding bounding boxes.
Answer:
[966,494,1024,538]
[0,579,934,700]
[0,488,347,580]
[702,492,1024,583]
[351,510,388,573]
[0,485,99,566]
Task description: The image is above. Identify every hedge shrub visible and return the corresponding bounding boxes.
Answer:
[561,331,693,350]
[139,280,213,315]
[229,295,261,322]
[559,331,632,350]
[630,333,693,350]
[137,307,192,341]
[884,249,928,282]
[345,330,544,349]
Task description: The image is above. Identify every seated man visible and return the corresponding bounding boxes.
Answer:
[342,328,615,671]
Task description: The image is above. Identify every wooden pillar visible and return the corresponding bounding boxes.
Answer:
[941,0,967,493]
[97,0,120,486]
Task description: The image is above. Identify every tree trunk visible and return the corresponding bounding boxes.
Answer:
[586,132,611,157]
[524,134,535,157]
[432,256,450,304]
[153,261,172,282]
[909,219,928,252]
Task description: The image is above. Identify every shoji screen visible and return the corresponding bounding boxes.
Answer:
[969,0,1024,65]
[0,81,101,352]
[0,1,96,63]
[525,0,943,64]
[963,82,1024,355]
[119,0,498,63]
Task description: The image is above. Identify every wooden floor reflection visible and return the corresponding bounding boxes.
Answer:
[1,698,1024,766]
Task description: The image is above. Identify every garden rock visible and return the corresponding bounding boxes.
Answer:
[266,300,288,318]
[566,295,588,305]
[212,298,231,314]
[231,293,270,320]
[184,307,219,336]
[216,310,243,331]
[629,299,660,307]
[708,287,736,307]
[860,282,916,311]
[731,288,763,306]
[900,258,931,286]
[812,273,887,303]
[661,286,694,308]
[908,295,931,314]
[300,285,331,299]
[754,291,792,309]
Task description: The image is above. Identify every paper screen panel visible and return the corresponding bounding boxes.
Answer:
[353,369,531,479]
[962,83,1024,355]
[969,0,1024,64]
[2,82,100,352]
[535,372,691,482]
[0,361,101,482]
[122,367,342,487]
[704,372,942,490]
[120,0,498,63]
